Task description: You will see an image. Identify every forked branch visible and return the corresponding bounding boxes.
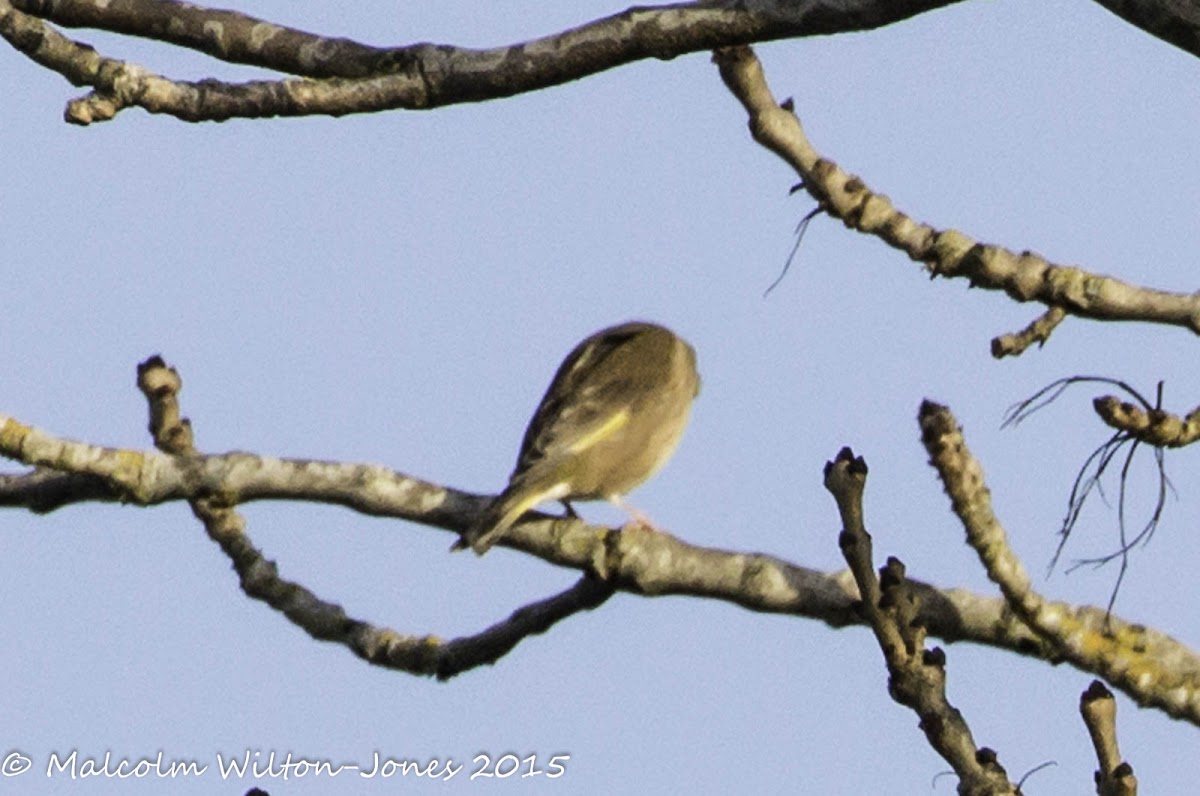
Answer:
[920,400,1200,723]
[5,360,1200,716]
[138,355,615,680]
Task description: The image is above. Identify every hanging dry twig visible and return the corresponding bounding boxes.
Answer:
[764,202,820,298]
[1003,377,1179,611]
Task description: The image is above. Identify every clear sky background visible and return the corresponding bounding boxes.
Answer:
[4,1,1200,793]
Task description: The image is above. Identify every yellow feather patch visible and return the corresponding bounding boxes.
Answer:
[567,408,629,454]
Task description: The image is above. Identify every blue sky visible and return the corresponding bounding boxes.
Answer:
[4,1,1200,792]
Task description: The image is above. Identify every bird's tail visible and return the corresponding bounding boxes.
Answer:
[455,477,560,555]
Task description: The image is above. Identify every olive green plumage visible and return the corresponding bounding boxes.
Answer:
[459,320,700,555]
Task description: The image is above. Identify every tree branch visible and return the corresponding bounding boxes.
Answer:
[131,355,618,680]
[6,357,1200,717]
[1093,393,1200,448]
[990,307,1066,359]
[0,408,1036,646]
[4,0,972,123]
[919,399,1200,725]
[9,0,974,77]
[1080,680,1138,796]
[6,1,1200,124]
[10,0,405,79]
[1090,0,1200,59]
[826,447,1016,795]
[713,44,1200,344]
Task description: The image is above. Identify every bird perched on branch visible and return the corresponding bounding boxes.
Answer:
[457,320,700,555]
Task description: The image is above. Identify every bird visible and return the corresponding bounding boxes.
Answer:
[457,320,700,555]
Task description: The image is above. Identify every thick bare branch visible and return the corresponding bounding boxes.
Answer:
[3,0,974,123]
[0,404,1052,665]
[919,400,1200,725]
[0,0,111,87]
[8,364,1200,719]
[713,45,1200,342]
[1090,0,1200,59]
[5,1,1200,124]
[10,0,404,78]
[10,0,969,78]
[0,412,477,524]
[0,408,1034,645]
[18,0,1200,81]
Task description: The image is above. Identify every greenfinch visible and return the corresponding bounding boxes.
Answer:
[459,320,700,554]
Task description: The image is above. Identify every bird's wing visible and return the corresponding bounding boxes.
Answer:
[511,327,646,476]
[513,378,635,476]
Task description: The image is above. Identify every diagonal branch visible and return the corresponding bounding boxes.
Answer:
[0,0,114,87]
[187,487,615,680]
[434,575,616,680]
[713,45,1200,345]
[919,399,1200,725]
[826,447,1016,794]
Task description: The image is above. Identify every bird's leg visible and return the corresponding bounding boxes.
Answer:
[559,500,579,518]
[609,495,660,531]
